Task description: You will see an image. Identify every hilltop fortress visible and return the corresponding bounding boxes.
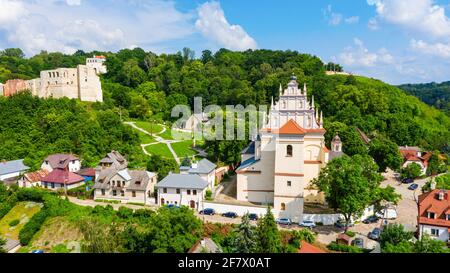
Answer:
[0,56,106,102]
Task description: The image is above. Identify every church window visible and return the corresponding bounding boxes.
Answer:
[286,145,293,157]
[287,181,291,187]
[281,203,286,211]
[283,100,287,109]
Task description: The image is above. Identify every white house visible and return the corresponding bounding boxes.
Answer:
[41,154,81,173]
[0,159,29,181]
[180,158,217,192]
[418,189,450,243]
[156,173,209,210]
[18,169,50,188]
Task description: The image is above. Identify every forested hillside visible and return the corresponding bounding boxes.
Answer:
[398,82,450,116]
[0,47,449,168]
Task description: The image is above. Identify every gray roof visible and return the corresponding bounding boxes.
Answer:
[188,158,216,174]
[241,141,255,155]
[99,150,127,170]
[156,174,208,189]
[236,157,259,171]
[94,169,156,191]
[0,159,29,176]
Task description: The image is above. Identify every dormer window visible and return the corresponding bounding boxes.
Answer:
[427,212,435,219]
[447,214,450,221]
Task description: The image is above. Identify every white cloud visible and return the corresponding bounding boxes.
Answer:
[345,16,359,24]
[368,0,450,37]
[66,0,81,5]
[195,1,257,51]
[368,17,379,30]
[338,38,393,67]
[410,39,450,58]
[323,5,359,26]
[0,0,28,24]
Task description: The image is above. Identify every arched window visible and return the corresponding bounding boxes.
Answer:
[281,203,286,211]
[286,145,293,157]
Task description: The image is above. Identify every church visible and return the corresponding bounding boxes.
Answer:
[236,74,343,221]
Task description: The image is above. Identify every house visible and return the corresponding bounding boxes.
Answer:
[180,158,217,192]
[417,189,450,243]
[236,75,335,221]
[181,113,209,132]
[41,168,86,190]
[156,173,209,209]
[76,168,96,182]
[93,151,157,204]
[399,146,429,175]
[0,159,30,181]
[18,169,50,188]
[298,241,326,253]
[41,154,81,173]
[215,166,230,184]
[188,238,222,253]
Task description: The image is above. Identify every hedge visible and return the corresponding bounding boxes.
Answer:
[18,209,49,245]
[327,242,363,253]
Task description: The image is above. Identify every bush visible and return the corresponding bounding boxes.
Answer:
[345,231,356,237]
[19,209,49,245]
[205,190,213,201]
[9,219,20,227]
[327,242,363,253]
[51,244,70,253]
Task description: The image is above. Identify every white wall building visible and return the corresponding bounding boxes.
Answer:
[236,75,336,222]
[41,154,81,173]
[418,189,450,243]
[0,159,29,181]
[156,173,209,209]
[180,158,217,192]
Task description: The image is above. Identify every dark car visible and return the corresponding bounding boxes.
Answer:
[199,208,215,215]
[402,178,414,184]
[335,220,354,229]
[351,238,364,248]
[408,183,419,191]
[222,212,238,218]
[363,215,379,224]
[368,228,381,241]
[248,213,259,221]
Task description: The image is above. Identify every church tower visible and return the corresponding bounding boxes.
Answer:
[331,135,342,152]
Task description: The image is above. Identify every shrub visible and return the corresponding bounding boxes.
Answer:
[327,242,363,253]
[19,209,49,245]
[205,190,213,201]
[8,219,20,227]
[51,244,70,253]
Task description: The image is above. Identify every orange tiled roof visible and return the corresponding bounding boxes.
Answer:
[298,241,326,253]
[277,119,307,135]
[418,189,450,228]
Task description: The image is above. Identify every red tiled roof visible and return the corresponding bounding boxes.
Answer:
[298,241,326,253]
[24,170,50,183]
[277,119,307,135]
[323,147,329,153]
[42,169,85,185]
[77,168,95,177]
[418,189,450,228]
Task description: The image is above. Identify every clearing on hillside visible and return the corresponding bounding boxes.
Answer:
[0,202,42,240]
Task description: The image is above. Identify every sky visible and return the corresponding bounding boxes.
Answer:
[1,0,450,84]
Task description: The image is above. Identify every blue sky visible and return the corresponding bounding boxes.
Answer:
[1,0,450,84]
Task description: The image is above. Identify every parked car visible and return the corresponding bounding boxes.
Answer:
[362,215,379,224]
[248,213,259,221]
[199,208,215,215]
[31,250,44,254]
[334,219,354,229]
[276,218,292,225]
[351,238,364,248]
[222,212,238,218]
[166,204,179,209]
[408,183,419,191]
[368,228,381,241]
[299,220,316,229]
[402,178,414,184]
[376,208,398,220]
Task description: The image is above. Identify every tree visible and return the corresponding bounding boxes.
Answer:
[256,208,281,253]
[368,137,403,172]
[181,155,191,167]
[0,48,25,58]
[426,151,447,176]
[79,217,123,253]
[0,237,6,253]
[146,154,179,181]
[414,235,450,253]
[312,155,388,231]
[379,223,414,249]
[401,163,422,179]
[232,213,257,253]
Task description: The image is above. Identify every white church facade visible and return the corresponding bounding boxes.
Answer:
[236,75,343,221]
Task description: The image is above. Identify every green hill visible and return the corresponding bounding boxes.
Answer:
[397,82,450,115]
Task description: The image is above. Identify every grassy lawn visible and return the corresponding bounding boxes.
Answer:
[134,121,164,135]
[160,128,193,141]
[136,131,156,144]
[0,202,42,240]
[172,141,198,158]
[145,143,174,158]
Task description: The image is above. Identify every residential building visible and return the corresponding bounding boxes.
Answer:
[188,238,222,253]
[181,113,209,132]
[417,189,450,243]
[180,158,217,192]
[298,241,326,253]
[1,56,105,102]
[18,169,50,188]
[41,154,81,173]
[236,75,332,221]
[41,168,85,190]
[156,173,209,209]
[399,146,429,175]
[0,159,29,181]
[93,151,157,204]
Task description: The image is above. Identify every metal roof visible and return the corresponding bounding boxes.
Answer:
[156,173,208,189]
[0,159,29,176]
[188,158,217,174]
[236,157,259,171]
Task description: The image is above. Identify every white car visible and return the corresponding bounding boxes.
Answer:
[299,220,316,229]
[376,208,398,220]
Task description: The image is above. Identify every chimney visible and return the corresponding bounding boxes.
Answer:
[438,190,446,201]
[191,162,198,169]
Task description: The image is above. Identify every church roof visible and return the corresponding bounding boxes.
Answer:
[277,119,307,135]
